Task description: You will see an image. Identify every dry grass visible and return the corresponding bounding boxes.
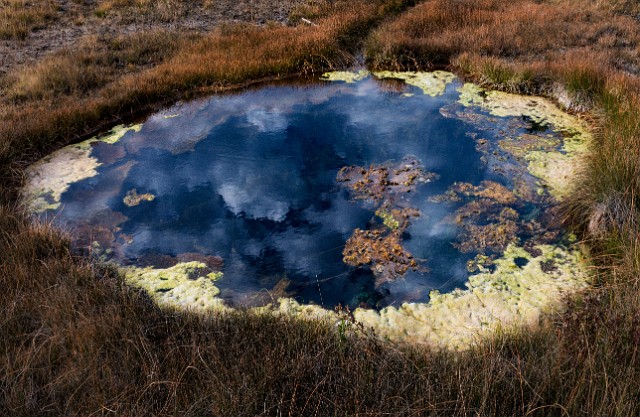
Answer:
[366,0,639,84]
[2,208,640,415]
[365,0,640,250]
[3,0,640,415]
[94,0,194,20]
[93,0,307,23]
[0,0,388,183]
[0,0,58,39]
[5,31,184,102]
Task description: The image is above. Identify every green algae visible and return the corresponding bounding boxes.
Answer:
[124,262,227,311]
[466,253,494,273]
[353,242,590,350]
[119,241,590,352]
[457,83,486,107]
[497,134,561,159]
[73,123,143,150]
[373,71,457,96]
[96,124,143,145]
[527,150,581,200]
[457,85,592,141]
[255,242,590,351]
[322,70,370,83]
[254,298,335,320]
[22,123,144,214]
[22,143,101,213]
[455,84,592,200]
[321,70,457,96]
[375,208,400,230]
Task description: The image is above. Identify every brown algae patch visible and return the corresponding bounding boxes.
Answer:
[336,157,437,202]
[343,229,418,286]
[125,262,227,311]
[123,189,156,207]
[338,158,433,285]
[353,243,590,350]
[373,71,456,96]
[437,181,534,254]
[22,123,143,214]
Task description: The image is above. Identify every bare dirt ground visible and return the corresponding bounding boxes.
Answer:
[0,0,304,75]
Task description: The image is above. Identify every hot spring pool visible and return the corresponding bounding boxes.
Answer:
[23,71,591,348]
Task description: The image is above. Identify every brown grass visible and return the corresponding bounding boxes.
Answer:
[0,0,58,39]
[3,0,640,415]
[93,0,309,23]
[366,0,640,247]
[366,0,639,89]
[5,31,184,102]
[94,0,200,21]
[0,1,388,187]
[367,2,640,412]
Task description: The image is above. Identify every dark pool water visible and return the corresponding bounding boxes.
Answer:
[48,76,558,308]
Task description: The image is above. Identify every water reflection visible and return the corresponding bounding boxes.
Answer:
[46,76,560,309]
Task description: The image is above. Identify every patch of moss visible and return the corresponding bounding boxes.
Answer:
[119,241,589,352]
[255,298,335,320]
[527,150,581,200]
[497,134,561,159]
[124,262,227,311]
[373,71,457,96]
[466,253,494,273]
[457,83,485,107]
[95,124,143,145]
[72,124,143,151]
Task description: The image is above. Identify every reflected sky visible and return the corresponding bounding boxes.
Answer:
[52,77,552,309]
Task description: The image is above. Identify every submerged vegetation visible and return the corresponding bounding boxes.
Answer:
[3,0,640,415]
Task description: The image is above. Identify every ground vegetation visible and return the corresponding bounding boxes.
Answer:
[2,0,640,415]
